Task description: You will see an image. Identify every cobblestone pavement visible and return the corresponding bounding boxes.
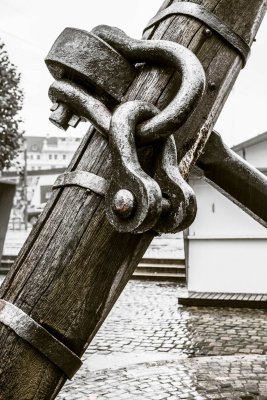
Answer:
[51,281,267,400]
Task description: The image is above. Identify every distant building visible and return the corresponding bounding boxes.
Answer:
[17,135,81,171]
[7,135,81,221]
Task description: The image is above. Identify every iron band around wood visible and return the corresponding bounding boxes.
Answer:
[53,171,107,196]
[144,2,250,67]
[0,300,82,379]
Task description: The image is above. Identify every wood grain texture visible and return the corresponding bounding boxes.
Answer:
[0,0,266,398]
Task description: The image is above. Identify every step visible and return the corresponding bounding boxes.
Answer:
[1,258,15,266]
[140,258,184,265]
[0,255,186,282]
[138,262,185,269]
[0,267,10,274]
[1,258,15,263]
[0,256,15,275]
[137,263,185,272]
[133,271,186,281]
[178,291,267,309]
[136,266,185,275]
[1,255,16,261]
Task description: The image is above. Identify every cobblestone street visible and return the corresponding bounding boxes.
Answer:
[48,281,267,400]
[1,276,267,399]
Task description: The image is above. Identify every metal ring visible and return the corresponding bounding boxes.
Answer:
[143,2,250,67]
[49,25,205,145]
[0,300,82,379]
[92,25,205,144]
[45,28,137,102]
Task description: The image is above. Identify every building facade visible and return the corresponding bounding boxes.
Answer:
[186,132,267,294]
[21,135,81,171]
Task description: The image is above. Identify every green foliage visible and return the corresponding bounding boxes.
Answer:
[0,39,24,171]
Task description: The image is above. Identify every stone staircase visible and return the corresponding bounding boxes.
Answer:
[133,258,186,282]
[1,230,186,283]
[1,255,186,282]
[0,255,15,275]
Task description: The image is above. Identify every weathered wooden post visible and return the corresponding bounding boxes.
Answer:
[0,1,266,399]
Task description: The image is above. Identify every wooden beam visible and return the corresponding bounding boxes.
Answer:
[0,0,266,398]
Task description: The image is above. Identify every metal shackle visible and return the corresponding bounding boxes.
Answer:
[46,24,206,144]
[105,102,197,234]
[92,25,206,144]
[46,24,204,235]
[153,135,197,233]
[105,101,163,233]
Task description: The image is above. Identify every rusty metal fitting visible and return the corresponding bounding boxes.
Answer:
[49,79,112,136]
[203,28,213,37]
[46,25,205,139]
[154,135,197,233]
[46,27,137,102]
[92,25,206,144]
[112,189,135,218]
[49,102,81,130]
[53,171,107,196]
[208,81,217,91]
[0,300,82,379]
[105,100,197,234]
[105,100,162,233]
[143,2,250,67]
[46,27,138,130]
[46,25,203,234]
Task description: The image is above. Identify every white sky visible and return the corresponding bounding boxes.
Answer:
[0,0,267,146]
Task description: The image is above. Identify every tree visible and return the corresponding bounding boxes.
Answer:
[0,39,23,171]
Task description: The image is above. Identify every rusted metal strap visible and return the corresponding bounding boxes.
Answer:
[0,300,82,379]
[53,171,107,196]
[144,2,250,67]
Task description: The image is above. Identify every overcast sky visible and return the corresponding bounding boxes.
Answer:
[1,0,267,146]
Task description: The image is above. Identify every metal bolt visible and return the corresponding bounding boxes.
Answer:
[208,81,217,91]
[112,189,135,218]
[50,102,59,111]
[203,28,212,38]
[49,102,81,130]
[68,114,81,128]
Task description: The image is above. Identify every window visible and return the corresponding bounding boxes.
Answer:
[54,154,58,160]
[37,155,40,160]
[49,154,52,160]
[63,154,66,160]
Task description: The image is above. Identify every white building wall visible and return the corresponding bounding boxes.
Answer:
[187,177,267,293]
[236,141,267,169]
